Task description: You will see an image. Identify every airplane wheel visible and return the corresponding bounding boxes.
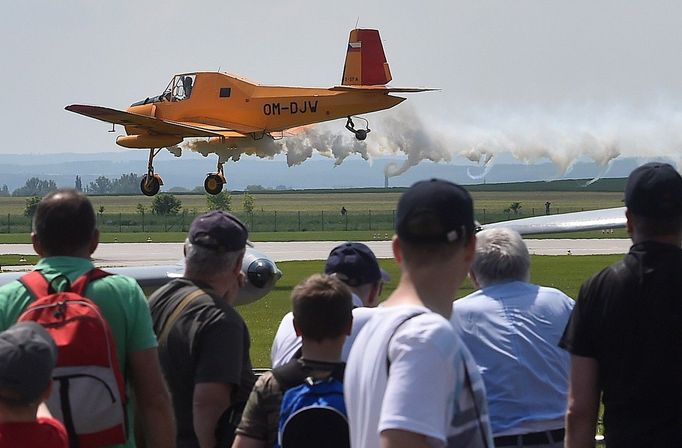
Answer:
[140,175,160,196]
[355,129,368,141]
[204,174,224,195]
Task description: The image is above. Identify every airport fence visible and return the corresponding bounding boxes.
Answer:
[0,207,589,234]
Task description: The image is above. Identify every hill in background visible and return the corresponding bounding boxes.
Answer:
[0,151,657,192]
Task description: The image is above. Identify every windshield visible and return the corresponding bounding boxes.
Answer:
[162,74,196,102]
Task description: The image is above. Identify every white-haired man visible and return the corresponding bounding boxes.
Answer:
[451,227,574,448]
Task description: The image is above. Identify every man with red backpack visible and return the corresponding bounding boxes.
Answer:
[0,189,175,448]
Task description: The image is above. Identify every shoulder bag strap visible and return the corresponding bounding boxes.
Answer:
[385,311,426,375]
[18,271,51,299]
[157,288,206,345]
[70,268,112,296]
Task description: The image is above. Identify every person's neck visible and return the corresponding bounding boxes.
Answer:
[185,272,230,303]
[300,338,344,363]
[632,233,682,247]
[384,269,461,318]
[0,404,38,423]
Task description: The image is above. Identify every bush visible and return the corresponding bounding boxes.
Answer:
[152,193,182,216]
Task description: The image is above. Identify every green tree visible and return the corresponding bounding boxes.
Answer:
[152,193,182,216]
[509,202,522,215]
[13,177,58,197]
[24,196,42,217]
[0,185,9,197]
[136,203,146,215]
[242,192,255,214]
[246,184,266,192]
[98,205,105,217]
[111,173,141,194]
[75,175,82,192]
[87,176,112,195]
[206,192,232,211]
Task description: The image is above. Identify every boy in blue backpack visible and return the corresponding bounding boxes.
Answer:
[233,274,353,448]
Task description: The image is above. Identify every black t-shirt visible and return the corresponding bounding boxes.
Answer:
[149,278,256,442]
[560,241,682,447]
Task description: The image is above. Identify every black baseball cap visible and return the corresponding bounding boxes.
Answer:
[325,242,389,287]
[189,211,248,252]
[396,179,475,243]
[625,162,682,218]
[0,322,57,405]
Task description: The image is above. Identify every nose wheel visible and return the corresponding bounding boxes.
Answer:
[204,160,226,195]
[345,116,371,141]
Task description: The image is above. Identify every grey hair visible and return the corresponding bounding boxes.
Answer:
[471,228,530,287]
[184,239,244,277]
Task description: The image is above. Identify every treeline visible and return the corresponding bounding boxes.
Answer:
[4,174,143,197]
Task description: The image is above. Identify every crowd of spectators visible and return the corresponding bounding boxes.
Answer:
[0,162,680,447]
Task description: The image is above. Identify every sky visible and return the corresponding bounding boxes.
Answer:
[3,0,682,176]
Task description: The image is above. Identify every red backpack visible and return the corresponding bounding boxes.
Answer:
[18,268,128,448]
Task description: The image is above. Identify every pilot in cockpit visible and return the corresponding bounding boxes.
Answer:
[183,76,193,98]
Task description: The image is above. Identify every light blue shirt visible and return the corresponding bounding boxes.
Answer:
[450,281,574,436]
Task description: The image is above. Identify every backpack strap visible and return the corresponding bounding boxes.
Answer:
[272,360,310,391]
[157,288,207,345]
[19,271,52,299]
[385,311,426,375]
[69,268,111,296]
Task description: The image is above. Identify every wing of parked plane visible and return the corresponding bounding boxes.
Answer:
[0,247,281,307]
[481,207,626,235]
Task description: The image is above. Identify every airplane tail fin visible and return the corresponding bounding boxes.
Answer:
[342,29,392,86]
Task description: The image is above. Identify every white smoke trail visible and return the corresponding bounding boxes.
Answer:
[181,103,682,179]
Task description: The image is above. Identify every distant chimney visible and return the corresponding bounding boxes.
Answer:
[384,175,389,189]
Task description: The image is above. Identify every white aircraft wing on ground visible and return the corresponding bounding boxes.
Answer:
[0,247,281,306]
[480,207,626,235]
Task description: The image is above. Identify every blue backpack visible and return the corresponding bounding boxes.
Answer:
[277,376,349,448]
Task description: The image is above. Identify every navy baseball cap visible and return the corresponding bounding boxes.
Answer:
[625,163,682,218]
[325,242,389,287]
[0,322,57,404]
[189,211,248,252]
[396,179,475,243]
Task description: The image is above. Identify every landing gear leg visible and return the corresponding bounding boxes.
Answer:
[204,159,226,195]
[140,148,163,196]
[345,116,371,141]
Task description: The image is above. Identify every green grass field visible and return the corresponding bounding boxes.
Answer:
[0,188,627,240]
[238,254,620,367]
[0,190,624,215]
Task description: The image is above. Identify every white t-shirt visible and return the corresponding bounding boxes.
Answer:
[344,305,493,448]
[270,293,375,368]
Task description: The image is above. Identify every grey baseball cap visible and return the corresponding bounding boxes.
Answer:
[0,322,57,404]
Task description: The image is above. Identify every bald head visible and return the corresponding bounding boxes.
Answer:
[32,189,97,256]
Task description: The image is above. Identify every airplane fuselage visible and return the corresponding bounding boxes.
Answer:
[124,72,404,145]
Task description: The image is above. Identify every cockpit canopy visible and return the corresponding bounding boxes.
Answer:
[130,74,196,107]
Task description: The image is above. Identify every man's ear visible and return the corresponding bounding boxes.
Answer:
[625,209,634,236]
[31,232,44,257]
[89,229,100,255]
[391,235,403,264]
[464,233,477,263]
[232,252,245,277]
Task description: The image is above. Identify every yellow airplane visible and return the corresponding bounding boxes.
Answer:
[66,29,435,196]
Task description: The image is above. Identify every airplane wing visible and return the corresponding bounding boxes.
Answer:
[65,105,256,138]
[330,85,439,93]
[481,207,627,235]
[0,248,282,306]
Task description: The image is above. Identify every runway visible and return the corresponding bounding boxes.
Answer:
[0,239,632,268]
